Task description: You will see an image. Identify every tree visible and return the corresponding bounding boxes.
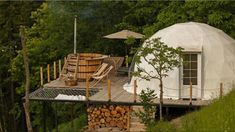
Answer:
[0,1,41,131]
[20,26,33,132]
[134,38,183,120]
[143,1,235,38]
[10,1,130,130]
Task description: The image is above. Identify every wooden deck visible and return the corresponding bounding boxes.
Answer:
[30,74,212,107]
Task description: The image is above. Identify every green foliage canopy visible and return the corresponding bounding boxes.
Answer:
[134,38,183,81]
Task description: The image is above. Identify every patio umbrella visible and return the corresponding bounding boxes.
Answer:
[103,30,144,39]
[103,30,144,67]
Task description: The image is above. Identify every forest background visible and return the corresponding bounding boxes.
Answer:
[0,1,234,131]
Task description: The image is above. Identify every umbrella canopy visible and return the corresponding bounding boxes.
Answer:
[103,30,144,39]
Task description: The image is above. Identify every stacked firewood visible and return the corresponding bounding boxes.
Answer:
[87,105,131,130]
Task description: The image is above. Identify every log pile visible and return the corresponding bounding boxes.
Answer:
[87,105,131,130]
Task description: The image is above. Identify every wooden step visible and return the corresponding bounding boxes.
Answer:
[131,117,142,122]
[60,55,79,80]
[67,62,78,65]
[130,122,146,126]
[60,73,67,76]
[132,106,144,111]
[70,57,78,60]
[67,66,76,71]
[67,59,77,62]
[130,127,146,132]
[129,106,146,132]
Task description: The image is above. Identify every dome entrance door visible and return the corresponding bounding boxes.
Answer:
[180,53,202,99]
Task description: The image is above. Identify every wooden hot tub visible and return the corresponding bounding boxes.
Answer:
[67,53,108,80]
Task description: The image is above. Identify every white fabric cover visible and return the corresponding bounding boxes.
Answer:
[124,22,235,100]
[55,94,86,100]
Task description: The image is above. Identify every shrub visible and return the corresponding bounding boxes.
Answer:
[53,114,87,132]
[135,88,157,125]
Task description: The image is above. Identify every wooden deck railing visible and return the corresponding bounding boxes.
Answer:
[39,59,225,105]
[39,57,66,86]
[82,79,225,105]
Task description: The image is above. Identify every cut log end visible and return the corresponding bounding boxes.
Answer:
[87,105,130,130]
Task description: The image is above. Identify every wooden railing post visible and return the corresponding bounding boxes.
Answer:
[59,60,62,74]
[40,66,43,86]
[220,82,223,98]
[86,78,89,100]
[108,79,111,101]
[64,57,67,64]
[47,64,50,82]
[189,82,192,105]
[134,80,137,103]
[53,61,56,80]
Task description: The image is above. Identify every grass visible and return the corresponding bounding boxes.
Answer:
[147,89,235,132]
[147,121,176,132]
[53,114,87,132]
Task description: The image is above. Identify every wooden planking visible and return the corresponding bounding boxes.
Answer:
[113,91,133,102]
[89,76,128,101]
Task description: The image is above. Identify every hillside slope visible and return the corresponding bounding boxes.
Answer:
[148,89,235,132]
[180,89,235,132]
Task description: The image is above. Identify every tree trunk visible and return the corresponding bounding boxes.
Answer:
[0,87,6,132]
[20,26,33,132]
[159,79,163,121]
[71,103,74,131]
[0,121,3,132]
[10,78,17,132]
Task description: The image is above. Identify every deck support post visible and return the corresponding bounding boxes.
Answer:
[54,61,56,80]
[47,64,50,82]
[134,80,137,103]
[55,102,58,132]
[40,66,43,87]
[190,82,192,105]
[166,107,169,119]
[70,103,74,131]
[86,78,89,100]
[43,102,46,132]
[220,82,223,98]
[108,79,111,101]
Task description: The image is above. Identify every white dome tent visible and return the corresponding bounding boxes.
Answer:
[124,22,235,100]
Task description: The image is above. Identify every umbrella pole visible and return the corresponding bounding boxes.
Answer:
[125,45,128,67]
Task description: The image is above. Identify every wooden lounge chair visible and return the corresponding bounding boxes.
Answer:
[91,63,109,77]
[89,65,114,88]
[103,57,124,74]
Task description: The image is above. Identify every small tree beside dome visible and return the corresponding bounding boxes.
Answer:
[133,38,183,120]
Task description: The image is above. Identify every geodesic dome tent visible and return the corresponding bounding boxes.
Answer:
[124,22,235,100]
